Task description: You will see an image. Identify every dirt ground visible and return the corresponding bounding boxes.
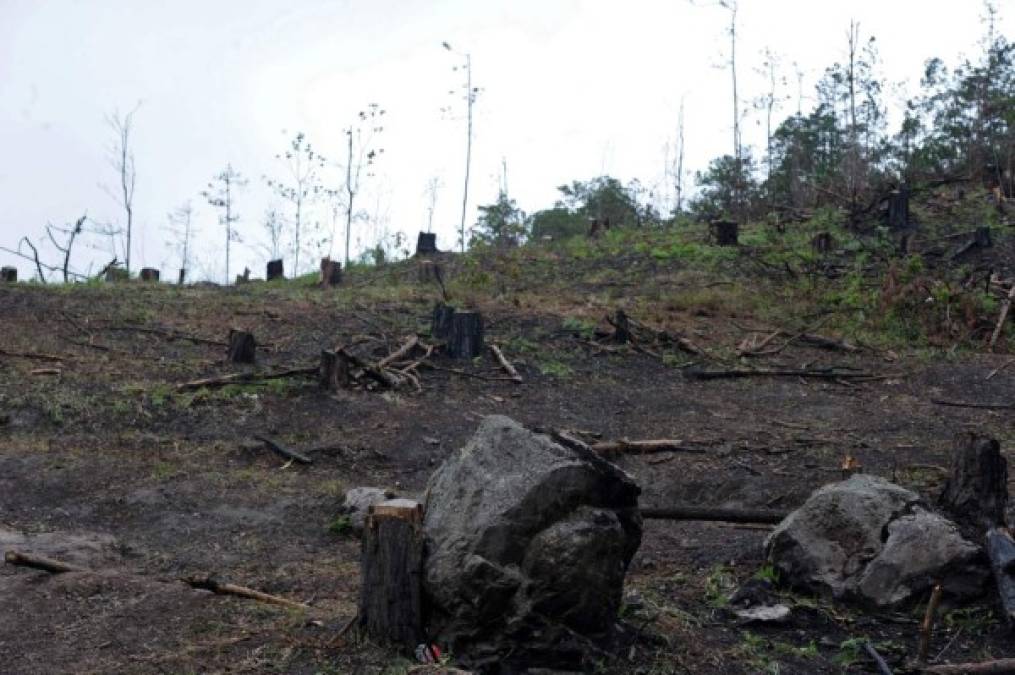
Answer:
[1,254,1014,673]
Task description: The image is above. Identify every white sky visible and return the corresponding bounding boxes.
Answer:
[1,0,1012,281]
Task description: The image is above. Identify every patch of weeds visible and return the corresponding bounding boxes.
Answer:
[944,606,998,635]
[328,515,353,536]
[151,461,176,481]
[753,562,780,584]
[148,383,173,408]
[562,316,596,339]
[739,632,782,674]
[538,360,573,378]
[507,336,540,353]
[704,564,737,608]
[834,637,868,667]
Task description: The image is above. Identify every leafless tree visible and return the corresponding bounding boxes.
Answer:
[339,104,385,266]
[202,164,247,285]
[262,207,286,260]
[423,176,443,232]
[443,42,479,252]
[266,132,326,275]
[167,202,196,283]
[103,104,140,274]
[45,214,87,283]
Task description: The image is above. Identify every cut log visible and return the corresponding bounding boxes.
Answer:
[320,349,351,390]
[710,219,739,246]
[490,344,522,383]
[267,259,285,281]
[640,506,788,524]
[446,311,484,359]
[181,575,309,609]
[431,302,456,340]
[255,435,313,465]
[416,232,438,255]
[358,498,425,647]
[937,433,1007,538]
[1,266,16,282]
[989,285,1014,352]
[986,527,1015,625]
[227,329,256,364]
[140,267,160,282]
[320,257,342,287]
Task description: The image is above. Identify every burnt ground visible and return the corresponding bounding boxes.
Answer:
[1,235,1015,674]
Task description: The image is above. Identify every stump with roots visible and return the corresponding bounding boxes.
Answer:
[416,232,437,255]
[320,258,342,287]
[267,259,285,281]
[140,268,160,282]
[319,349,350,391]
[710,220,739,246]
[227,329,256,364]
[358,499,425,647]
[1,267,16,283]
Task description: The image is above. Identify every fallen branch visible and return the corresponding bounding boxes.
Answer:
[917,583,944,664]
[0,348,65,362]
[989,285,1014,352]
[30,368,61,376]
[922,658,1015,674]
[106,323,228,347]
[865,641,894,675]
[985,358,1015,381]
[591,439,706,456]
[377,336,419,370]
[254,435,313,465]
[489,344,523,383]
[4,550,84,574]
[176,366,317,391]
[931,398,1015,411]
[686,366,888,382]
[640,506,788,524]
[337,346,403,389]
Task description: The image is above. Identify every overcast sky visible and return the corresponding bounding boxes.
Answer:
[1,0,1011,281]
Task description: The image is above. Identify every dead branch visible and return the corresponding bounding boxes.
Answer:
[989,285,1014,352]
[591,439,706,456]
[931,398,1015,411]
[106,323,227,347]
[918,583,944,664]
[176,366,317,391]
[254,435,313,465]
[337,346,403,389]
[921,659,1015,674]
[640,506,788,524]
[4,550,84,574]
[182,575,308,610]
[985,358,1015,381]
[377,336,420,370]
[0,349,65,362]
[489,344,523,383]
[686,366,888,381]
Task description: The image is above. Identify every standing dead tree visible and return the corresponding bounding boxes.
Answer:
[339,104,385,266]
[267,132,326,276]
[44,214,88,283]
[166,202,196,285]
[203,165,247,285]
[103,105,139,274]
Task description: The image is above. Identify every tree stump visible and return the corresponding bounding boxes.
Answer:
[178,268,186,285]
[431,302,456,341]
[227,329,256,364]
[710,220,739,246]
[887,185,910,230]
[973,226,993,249]
[1,267,16,283]
[811,232,834,255]
[235,268,251,285]
[140,268,160,282]
[105,266,128,282]
[319,349,350,390]
[447,311,484,359]
[267,259,285,281]
[610,309,632,344]
[938,433,1007,539]
[416,232,438,256]
[358,498,425,647]
[320,258,342,287]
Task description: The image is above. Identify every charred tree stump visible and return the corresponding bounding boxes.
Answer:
[1,267,16,283]
[446,311,484,359]
[609,309,632,344]
[710,220,739,246]
[227,329,256,364]
[987,528,1015,625]
[178,268,186,285]
[358,499,425,647]
[938,433,1007,538]
[415,232,438,255]
[320,258,342,287]
[267,259,285,281]
[431,302,456,341]
[319,349,350,391]
[140,268,160,282]
[811,232,834,255]
[105,266,128,282]
[887,185,910,230]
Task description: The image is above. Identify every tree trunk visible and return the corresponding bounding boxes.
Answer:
[178,268,186,285]
[446,311,484,359]
[431,302,456,341]
[227,329,256,364]
[320,257,342,287]
[1,267,16,283]
[267,259,285,281]
[140,268,160,282]
[938,433,1007,539]
[358,498,425,647]
[416,232,438,255]
[319,349,350,391]
[710,220,739,246]
[887,185,910,230]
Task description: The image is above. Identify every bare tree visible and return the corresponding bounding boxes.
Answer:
[45,214,87,283]
[103,105,139,274]
[202,164,247,284]
[423,176,443,232]
[167,202,196,283]
[666,96,688,214]
[339,104,385,266]
[266,132,325,275]
[443,42,479,252]
[262,207,286,260]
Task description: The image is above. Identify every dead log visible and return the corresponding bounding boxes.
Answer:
[989,285,1014,352]
[176,366,317,391]
[0,349,64,362]
[446,311,483,359]
[254,435,313,465]
[986,528,1015,625]
[415,232,438,255]
[931,398,1015,410]
[710,219,739,246]
[922,658,1015,674]
[358,498,425,647]
[320,349,350,390]
[378,336,420,370]
[431,302,455,340]
[139,267,160,282]
[336,346,404,389]
[227,329,256,364]
[182,575,309,609]
[489,344,522,383]
[592,439,706,456]
[1,266,16,282]
[320,257,342,287]
[937,434,1007,537]
[266,259,285,281]
[640,506,788,525]
[4,550,84,574]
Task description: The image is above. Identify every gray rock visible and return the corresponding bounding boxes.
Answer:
[423,415,641,668]
[766,474,986,606]
[339,487,395,535]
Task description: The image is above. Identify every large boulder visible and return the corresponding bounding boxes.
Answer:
[423,416,641,670]
[765,474,986,607]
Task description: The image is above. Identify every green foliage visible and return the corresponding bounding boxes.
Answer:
[561,316,595,339]
[471,190,527,247]
[704,564,736,608]
[753,563,780,584]
[538,360,573,378]
[529,206,587,240]
[327,515,353,536]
